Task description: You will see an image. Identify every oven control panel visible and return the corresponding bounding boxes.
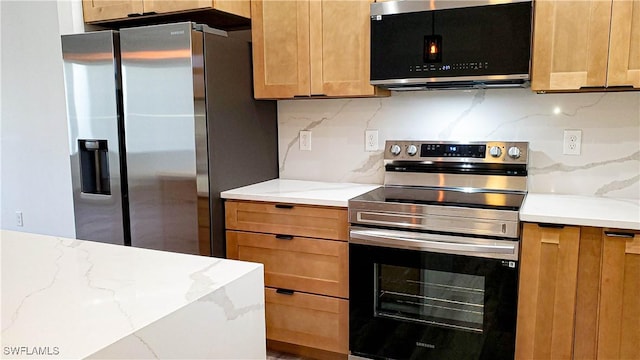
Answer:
[385,141,528,163]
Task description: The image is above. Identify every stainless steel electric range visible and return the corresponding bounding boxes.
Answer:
[348,140,528,360]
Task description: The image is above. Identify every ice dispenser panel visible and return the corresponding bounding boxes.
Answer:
[79,139,111,195]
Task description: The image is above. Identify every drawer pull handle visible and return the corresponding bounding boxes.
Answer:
[275,234,293,240]
[538,223,565,229]
[276,288,294,295]
[604,231,635,238]
[127,11,157,17]
[275,204,294,209]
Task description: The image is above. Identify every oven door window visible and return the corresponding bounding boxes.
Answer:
[349,243,519,360]
[375,264,485,333]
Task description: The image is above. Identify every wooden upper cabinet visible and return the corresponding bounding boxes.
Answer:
[597,229,640,359]
[252,0,388,99]
[82,0,144,23]
[252,0,311,99]
[144,0,213,14]
[82,0,250,23]
[531,0,612,91]
[314,0,379,97]
[607,0,640,88]
[532,0,640,91]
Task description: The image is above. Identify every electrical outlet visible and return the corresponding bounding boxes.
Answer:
[563,129,582,155]
[16,211,23,227]
[365,130,378,151]
[299,130,312,151]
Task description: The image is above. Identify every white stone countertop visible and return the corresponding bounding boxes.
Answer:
[221,179,639,230]
[520,193,640,230]
[220,179,380,207]
[0,230,265,359]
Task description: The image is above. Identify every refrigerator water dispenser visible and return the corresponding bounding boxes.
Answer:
[78,139,111,195]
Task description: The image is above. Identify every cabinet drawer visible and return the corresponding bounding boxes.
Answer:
[226,230,348,298]
[265,287,348,355]
[225,200,348,241]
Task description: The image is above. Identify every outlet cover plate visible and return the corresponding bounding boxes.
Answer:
[16,211,23,227]
[563,129,582,155]
[365,130,378,151]
[299,130,312,151]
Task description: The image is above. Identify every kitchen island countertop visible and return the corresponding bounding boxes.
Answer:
[0,230,265,359]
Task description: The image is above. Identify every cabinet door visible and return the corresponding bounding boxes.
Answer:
[82,0,143,22]
[312,0,379,97]
[252,0,310,98]
[597,230,640,359]
[607,0,640,88]
[515,223,581,360]
[572,227,604,360]
[531,0,613,91]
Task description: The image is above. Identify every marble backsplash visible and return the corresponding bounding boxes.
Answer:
[277,89,640,199]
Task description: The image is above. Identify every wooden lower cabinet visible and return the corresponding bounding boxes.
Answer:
[225,200,349,241]
[265,288,349,354]
[516,223,581,359]
[516,223,640,360]
[225,200,349,359]
[597,230,640,359]
[226,230,348,298]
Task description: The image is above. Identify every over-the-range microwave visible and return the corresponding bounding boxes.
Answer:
[370,0,533,90]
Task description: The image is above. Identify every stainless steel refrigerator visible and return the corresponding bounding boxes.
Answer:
[61,22,278,257]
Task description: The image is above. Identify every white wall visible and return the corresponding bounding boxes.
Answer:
[278,89,640,199]
[0,1,75,236]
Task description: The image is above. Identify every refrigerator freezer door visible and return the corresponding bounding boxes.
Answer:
[62,31,128,246]
[120,22,209,255]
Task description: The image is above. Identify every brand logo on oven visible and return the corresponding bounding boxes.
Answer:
[416,342,436,349]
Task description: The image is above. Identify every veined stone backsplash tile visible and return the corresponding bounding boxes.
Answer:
[278,89,640,199]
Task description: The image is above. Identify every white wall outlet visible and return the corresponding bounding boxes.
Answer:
[16,211,23,227]
[365,130,378,151]
[299,130,312,151]
[563,129,582,155]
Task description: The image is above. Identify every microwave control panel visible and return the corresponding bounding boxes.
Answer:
[410,62,490,73]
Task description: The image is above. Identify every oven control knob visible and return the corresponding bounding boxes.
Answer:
[406,144,418,156]
[489,146,502,158]
[507,146,521,159]
[390,144,402,156]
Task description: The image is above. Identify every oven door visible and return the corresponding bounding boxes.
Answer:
[349,227,519,360]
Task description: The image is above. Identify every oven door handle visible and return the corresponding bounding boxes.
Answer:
[350,228,519,261]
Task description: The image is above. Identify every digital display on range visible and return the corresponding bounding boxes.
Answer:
[421,144,486,158]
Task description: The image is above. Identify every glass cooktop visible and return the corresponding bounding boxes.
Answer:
[350,186,525,211]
